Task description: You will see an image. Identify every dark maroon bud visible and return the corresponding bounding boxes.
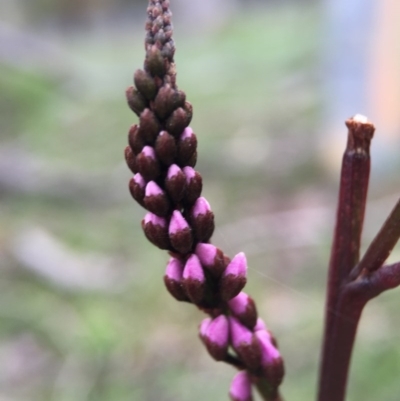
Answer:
[190,197,215,242]
[142,212,170,250]
[129,173,146,206]
[124,146,137,174]
[134,69,157,100]
[160,40,175,61]
[182,254,205,304]
[155,131,177,165]
[136,146,160,181]
[145,45,166,76]
[183,101,193,123]
[165,107,189,137]
[182,167,202,205]
[186,151,197,167]
[195,243,226,277]
[126,86,147,116]
[144,181,170,216]
[128,124,145,155]
[228,292,258,329]
[169,210,193,254]
[153,85,186,120]
[165,164,186,203]
[177,127,197,165]
[164,257,189,301]
[138,109,161,143]
[220,253,247,301]
[230,317,261,370]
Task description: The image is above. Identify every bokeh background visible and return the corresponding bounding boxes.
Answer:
[1,0,400,400]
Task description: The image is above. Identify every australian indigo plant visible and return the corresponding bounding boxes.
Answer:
[124,2,400,401]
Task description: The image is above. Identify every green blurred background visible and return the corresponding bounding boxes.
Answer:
[1,1,400,400]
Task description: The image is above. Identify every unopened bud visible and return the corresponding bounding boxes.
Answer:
[153,85,185,120]
[177,127,197,165]
[183,167,202,205]
[228,292,257,329]
[165,107,190,137]
[155,131,177,165]
[199,317,212,343]
[124,146,137,174]
[142,212,169,250]
[195,243,225,277]
[134,69,157,100]
[136,146,160,181]
[182,254,205,304]
[129,173,146,206]
[126,86,147,116]
[164,257,188,301]
[229,371,253,401]
[190,197,215,242]
[145,45,166,76]
[144,181,170,216]
[165,164,186,203]
[220,253,247,301]
[202,315,229,361]
[169,210,193,254]
[128,124,145,154]
[138,109,161,143]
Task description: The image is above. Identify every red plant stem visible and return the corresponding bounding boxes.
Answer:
[317,116,375,401]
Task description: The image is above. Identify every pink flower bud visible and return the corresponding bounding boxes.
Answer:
[165,164,186,203]
[182,254,205,304]
[202,315,229,361]
[169,210,193,254]
[255,331,284,387]
[177,127,197,166]
[229,371,253,401]
[228,292,257,329]
[190,197,215,242]
[220,253,247,301]
[254,318,267,332]
[129,173,146,206]
[164,257,188,301]
[144,181,170,216]
[195,243,226,277]
[199,317,212,343]
[183,166,202,205]
[142,212,169,250]
[136,145,160,181]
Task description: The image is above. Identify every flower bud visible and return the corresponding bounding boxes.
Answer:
[228,292,257,329]
[129,173,146,206]
[229,371,253,401]
[202,315,229,361]
[124,146,137,174]
[165,164,186,203]
[182,254,205,304]
[255,331,284,387]
[164,257,188,301]
[169,210,193,254]
[220,253,247,301]
[126,86,147,116]
[144,181,170,216]
[128,124,145,155]
[138,109,161,143]
[230,317,261,370]
[153,85,185,120]
[134,69,157,100]
[190,197,215,242]
[136,146,160,181]
[165,107,190,137]
[195,243,225,277]
[142,212,169,250]
[183,167,202,205]
[177,127,197,166]
[155,131,177,165]
[199,317,212,343]
[145,45,166,76]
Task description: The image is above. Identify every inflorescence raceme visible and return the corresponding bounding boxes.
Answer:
[124,2,284,400]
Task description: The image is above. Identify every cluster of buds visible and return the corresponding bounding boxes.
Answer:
[125,1,284,400]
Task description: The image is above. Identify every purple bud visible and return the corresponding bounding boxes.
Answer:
[144,181,170,216]
[230,317,261,370]
[255,331,284,386]
[134,69,157,100]
[254,318,267,332]
[183,167,202,205]
[199,317,212,343]
[128,173,146,206]
[124,146,137,174]
[190,197,215,242]
[220,253,247,301]
[138,108,161,143]
[229,371,253,401]
[128,124,145,154]
[155,131,177,165]
[136,146,160,181]
[195,243,226,277]
[228,292,257,329]
[126,86,146,116]
[164,257,188,301]
[145,45,165,76]
[169,210,193,254]
[142,212,170,250]
[202,315,229,361]
[182,254,205,304]
[165,164,186,203]
[177,127,197,166]
[165,106,191,137]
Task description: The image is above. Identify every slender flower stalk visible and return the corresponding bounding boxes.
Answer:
[124,2,284,400]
